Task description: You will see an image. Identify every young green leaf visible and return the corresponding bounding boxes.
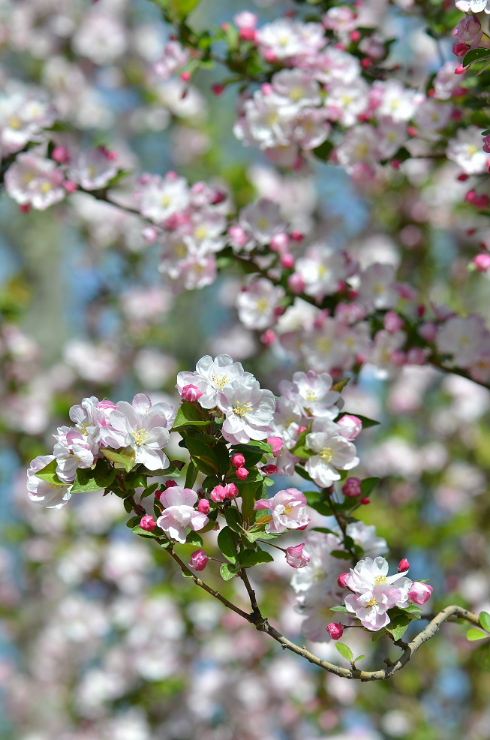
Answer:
[360,477,380,497]
[330,605,349,613]
[220,562,239,581]
[384,614,411,641]
[335,642,354,662]
[100,446,135,473]
[479,611,490,632]
[35,459,66,487]
[185,531,203,547]
[185,460,198,489]
[467,629,489,642]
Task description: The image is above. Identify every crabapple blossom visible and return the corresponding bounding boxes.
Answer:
[408,582,433,605]
[344,557,412,631]
[337,415,362,440]
[285,544,311,568]
[305,419,359,487]
[139,516,157,532]
[278,370,341,420]
[217,381,276,445]
[189,549,209,571]
[446,127,488,175]
[254,488,309,533]
[177,354,255,410]
[101,393,175,471]
[455,0,490,12]
[180,384,203,402]
[53,427,98,483]
[156,487,209,544]
[237,279,285,330]
[5,153,65,210]
[27,455,72,509]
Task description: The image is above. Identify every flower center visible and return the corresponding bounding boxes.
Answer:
[320,447,333,462]
[233,401,252,417]
[40,182,52,193]
[133,429,150,446]
[367,597,377,607]
[256,298,269,313]
[305,390,317,402]
[212,373,229,390]
[284,505,293,515]
[374,575,387,585]
[78,422,90,436]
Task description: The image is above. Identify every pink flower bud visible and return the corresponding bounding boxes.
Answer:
[267,436,284,456]
[180,71,191,82]
[211,84,225,96]
[342,477,362,498]
[270,233,290,254]
[473,253,490,272]
[181,384,203,402]
[52,145,70,164]
[326,623,344,640]
[232,453,246,468]
[140,515,157,532]
[384,311,404,333]
[198,499,210,514]
[408,582,433,605]
[390,350,406,366]
[228,225,248,248]
[418,322,437,342]
[264,49,276,63]
[360,497,371,505]
[210,485,227,503]
[262,464,278,475]
[19,204,30,214]
[288,273,305,295]
[261,329,276,345]
[155,489,164,501]
[398,558,410,573]
[63,180,77,194]
[285,543,311,568]
[189,549,209,571]
[280,253,295,269]
[453,42,469,58]
[298,426,308,435]
[240,27,257,42]
[236,467,249,480]
[337,415,362,441]
[224,483,239,499]
[337,573,349,588]
[291,231,303,242]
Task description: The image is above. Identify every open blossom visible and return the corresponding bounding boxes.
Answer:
[68,148,118,190]
[295,245,353,299]
[278,370,341,420]
[218,380,276,445]
[0,92,56,155]
[285,543,311,568]
[446,126,488,174]
[239,199,287,246]
[5,153,65,210]
[344,557,412,631]
[305,419,359,487]
[254,488,309,533]
[27,455,72,509]
[154,40,190,79]
[138,173,190,222]
[101,393,176,471]
[53,427,98,483]
[455,0,490,13]
[237,279,285,330]
[157,486,209,543]
[177,354,255,409]
[436,315,490,367]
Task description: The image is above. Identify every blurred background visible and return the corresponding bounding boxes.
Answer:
[1,0,490,738]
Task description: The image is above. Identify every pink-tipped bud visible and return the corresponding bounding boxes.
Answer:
[455,64,466,75]
[280,253,295,269]
[408,582,433,605]
[337,415,362,441]
[398,558,410,573]
[228,224,248,248]
[236,467,249,480]
[239,27,257,42]
[180,71,191,82]
[287,273,305,294]
[360,497,371,505]
[473,253,490,272]
[224,482,238,499]
[52,145,70,164]
[262,464,278,475]
[261,329,276,345]
[270,233,290,254]
[232,453,246,468]
[211,83,225,96]
[384,311,404,333]
[267,436,283,456]
[155,489,164,501]
[285,543,311,568]
[189,549,209,571]
[342,477,362,498]
[298,426,307,435]
[210,485,227,503]
[19,204,31,214]
[390,350,406,366]
[165,480,177,488]
[418,322,437,342]
[198,498,210,514]
[63,180,77,194]
[326,623,344,640]
[140,515,157,532]
[264,49,277,63]
[337,573,349,588]
[181,384,203,402]
[453,42,469,57]
[291,231,303,242]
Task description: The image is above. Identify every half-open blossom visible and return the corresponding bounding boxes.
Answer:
[189,549,209,571]
[254,488,309,533]
[344,557,412,631]
[285,543,311,568]
[181,384,203,402]
[337,415,362,441]
[157,486,209,543]
[27,455,72,509]
[408,582,433,605]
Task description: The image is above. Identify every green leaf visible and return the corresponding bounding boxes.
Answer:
[467,629,489,642]
[185,438,218,476]
[313,139,334,162]
[100,446,135,473]
[141,483,159,500]
[126,516,140,528]
[332,378,350,392]
[185,460,198,489]
[479,611,490,632]
[385,614,411,641]
[294,466,313,483]
[330,605,349,613]
[243,529,281,544]
[290,429,311,460]
[220,562,239,581]
[172,402,211,430]
[71,460,115,493]
[240,482,259,521]
[132,525,159,538]
[353,655,365,663]
[186,531,203,547]
[360,477,380,498]
[240,549,274,568]
[35,459,66,487]
[125,468,148,489]
[224,507,243,533]
[217,527,237,563]
[170,0,200,18]
[330,550,352,560]
[463,47,490,68]
[335,643,354,662]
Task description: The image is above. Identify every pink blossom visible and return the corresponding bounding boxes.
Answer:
[140,516,157,532]
[326,623,344,640]
[337,415,362,441]
[285,543,311,568]
[197,498,210,514]
[344,557,412,631]
[189,549,210,571]
[254,488,309,533]
[181,384,203,402]
[408,582,433,605]
[338,573,349,588]
[156,486,208,543]
[267,436,284,456]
